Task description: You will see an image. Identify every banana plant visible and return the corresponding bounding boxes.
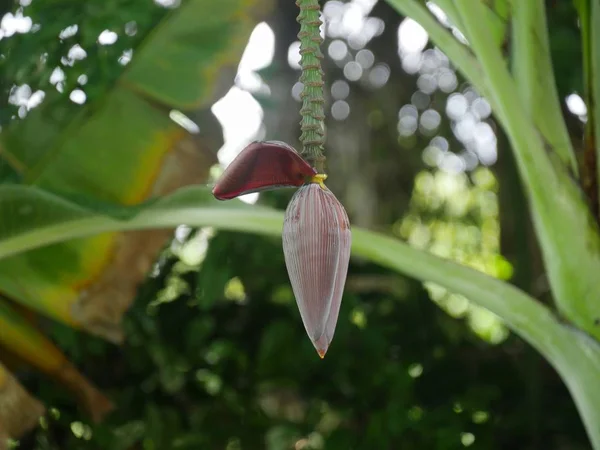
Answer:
[383,0,600,447]
[0,0,274,440]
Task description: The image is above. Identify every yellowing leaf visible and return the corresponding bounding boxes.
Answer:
[0,362,45,440]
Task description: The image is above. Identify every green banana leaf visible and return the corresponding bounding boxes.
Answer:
[0,0,274,340]
[382,2,600,446]
[509,0,578,173]
[429,0,509,51]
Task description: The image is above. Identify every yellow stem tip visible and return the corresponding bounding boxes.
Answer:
[309,173,328,189]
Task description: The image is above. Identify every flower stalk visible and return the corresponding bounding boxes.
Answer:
[211,0,352,359]
[296,0,326,172]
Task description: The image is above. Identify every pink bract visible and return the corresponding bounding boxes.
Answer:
[282,183,351,358]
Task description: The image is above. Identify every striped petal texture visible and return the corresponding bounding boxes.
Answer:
[282,182,351,358]
[212,141,317,200]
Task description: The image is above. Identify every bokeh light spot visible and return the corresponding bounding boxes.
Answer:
[398,18,428,53]
[332,100,350,120]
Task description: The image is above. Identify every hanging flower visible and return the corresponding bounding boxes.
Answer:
[212,141,351,358]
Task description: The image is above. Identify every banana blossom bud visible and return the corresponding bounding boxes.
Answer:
[282,177,351,358]
[212,142,351,358]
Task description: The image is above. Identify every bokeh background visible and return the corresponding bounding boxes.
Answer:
[0,0,591,448]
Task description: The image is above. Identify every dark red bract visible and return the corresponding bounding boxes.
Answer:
[212,141,317,200]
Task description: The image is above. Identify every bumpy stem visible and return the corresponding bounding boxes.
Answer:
[296,0,326,171]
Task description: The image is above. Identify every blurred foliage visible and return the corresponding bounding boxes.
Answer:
[0,0,167,126]
[17,226,588,449]
[0,0,593,449]
[398,167,512,345]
